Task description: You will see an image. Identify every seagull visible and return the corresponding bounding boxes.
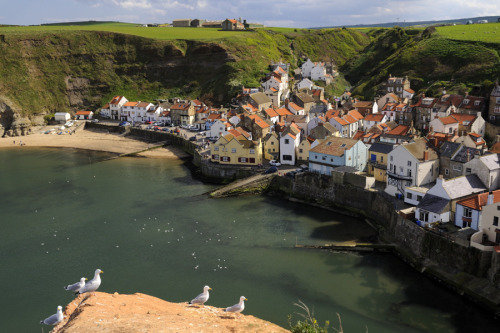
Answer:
[224,296,247,317]
[64,277,87,293]
[40,305,63,325]
[189,285,211,305]
[77,269,103,295]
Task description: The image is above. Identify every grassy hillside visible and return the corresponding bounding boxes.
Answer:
[0,25,370,116]
[343,26,500,99]
[436,22,500,43]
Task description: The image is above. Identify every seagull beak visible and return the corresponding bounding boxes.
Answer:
[245,298,248,301]
[209,288,212,290]
[101,271,104,274]
[85,278,88,281]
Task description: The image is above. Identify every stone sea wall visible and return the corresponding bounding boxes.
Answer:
[267,172,500,313]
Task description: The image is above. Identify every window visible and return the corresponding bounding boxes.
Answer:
[464,207,472,218]
[331,158,334,162]
[299,149,303,153]
[381,156,384,162]
[453,165,462,172]
[315,155,318,159]
[268,149,271,153]
[249,149,255,154]
[495,106,500,114]
[463,99,469,104]
[214,146,219,151]
[239,157,247,163]
[445,168,449,175]
[497,206,500,211]
[390,155,393,161]
[494,216,499,226]
[212,154,219,160]
[466,168,472,175]
[221,156,230,162]
[407,169,412,177]
[322,156,326,161]
[371,154,377,162]
[406,192,413,199]
[285,139,290,144]
[474,100,480,106]
[417,195,423,201]
[407,161,412,166]
[231,148,236,153]
[283,155,292,161]
[449,127,453,134]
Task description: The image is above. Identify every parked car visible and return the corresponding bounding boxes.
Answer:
[189,136,197,141]
[269,160,281,167]
[145,120,153,124]
[264,166,278,174]
[119,121,131,127]
[153,126,160,131]
[285,171,297,178]
[91,119,99,123]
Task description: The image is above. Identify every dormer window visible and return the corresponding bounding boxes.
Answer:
[474,100,480,106]
[463,99,469,104]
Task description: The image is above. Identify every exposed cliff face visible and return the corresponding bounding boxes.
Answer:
[51,292,288,333]
[0,31,234,135]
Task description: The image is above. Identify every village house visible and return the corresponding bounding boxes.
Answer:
[208,119,232,139]
[439,142,481,179]
[284,114,308,136]
[457,95,486,115]
[280,123,302,165]
[103,95,128,120]
[385,75,411,99]
[414,96,438,131]
[296,78,314,91]
[263,107,280,124]
[433,94,464,118]
[488,82,500,124]
[471,195,500,249]
[363,113,388,132]
[415,175,486,226]
[377,93,402,111]
[452,113,486,137]
[379,125,414,144]
[310,122,339,140]
[242,114,272,140]
[329,110,363,138]
[429,115,459,135]
[249,92,273,112]
[210,133,262,166]
[55,112,71,123]
[352,100,378,117]
[309,137,367,174]
[385,139,439,197]
[455,132,487,151]
[297,137,316,162]
[455,190,500,230]
[293,92,315,113]
[368,142,394,182]
[170,101,195,126]
[75,110,93,120]
[287,102,305,115]
[463,153,500,191]
[263,132,280,161]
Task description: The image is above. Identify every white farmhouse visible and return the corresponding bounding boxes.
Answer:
[463,154,500,191]
[279,123,301,165]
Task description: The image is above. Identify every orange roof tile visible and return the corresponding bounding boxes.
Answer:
[365,113,385,122]
[457,190,500,210]
[333,116,348,126]
[276,107,292,116]
[288,102,303,111]
[76,110,92,115]
[264,108,279,118]
[440,116,458,125]
[387,125,409,136]
[123,101,138,107]
[348,109,364,120]
[249,114,270,129]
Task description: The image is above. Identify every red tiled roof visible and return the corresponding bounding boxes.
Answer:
[288,102,303,111]
[264,108,279,118]
[76,110,92,115]
[249,114,270,129]
[440,116,458,125]
[137,102,151,108]
[333,116,348,126]
[352,131,365,140]
[365,113,384,122]
[451,113,476,124]
[457,190,500,210]
[276,108,292,116]
[387,125,409,136]
[348,109,364,120]
[123,101,138,107]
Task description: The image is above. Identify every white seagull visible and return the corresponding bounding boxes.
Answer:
[224,296,247,316]
[189,285,211,305]
[64,277,87,293]
[40,305,63,325]
[77,269,103,295]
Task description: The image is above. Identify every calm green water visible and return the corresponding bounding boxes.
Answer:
[0,148,497,332]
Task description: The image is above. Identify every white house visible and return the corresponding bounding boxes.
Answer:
[108,95,128,120]
[55,112,71,123]
[301,59,315,78]
[75,110,93,120]
[415,174,486,226]
[296,78,314,91]
[463,153,500,191]
[455,189,500,230]
[363,113,388,132]
[288,102,305,115]
[279,124,301,165]
[472,196,500,249]
[309,137,368,174]
[208,119,232,139]
[429,116,459,135]
[385,139,440,197]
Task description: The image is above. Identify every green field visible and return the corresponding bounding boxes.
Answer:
[0,22,250,41]
[436,22,500,43]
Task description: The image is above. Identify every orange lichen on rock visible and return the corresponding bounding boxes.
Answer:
[51,292,289,333]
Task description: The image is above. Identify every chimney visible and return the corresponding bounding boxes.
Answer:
[423,149,429,161]
[285,98,289,108]
[436,174,444,186]
[487,191,494,205]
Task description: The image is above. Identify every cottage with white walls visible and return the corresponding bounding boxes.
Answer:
[296,78,314,91]
[455,190,500,230]
[463,153,500,191]
[279,124,301,165]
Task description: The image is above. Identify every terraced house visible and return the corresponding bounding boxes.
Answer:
[210,133,262,166]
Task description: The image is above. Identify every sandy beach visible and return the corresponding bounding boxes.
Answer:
[0,126,189,159]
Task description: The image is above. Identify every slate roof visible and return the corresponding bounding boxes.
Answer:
[417,194,450,214]
[439,142,462,158]
[369,142,394,154]
[480,154,500,171]
[451,146,481,163]
[250,92,272,105]
[439,174,486,200]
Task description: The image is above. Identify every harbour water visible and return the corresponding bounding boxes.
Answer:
[0,148,498,332]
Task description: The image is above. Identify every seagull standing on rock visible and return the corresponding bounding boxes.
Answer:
[189,285,211,305]
[64,277,87,293]
[40,305,63,325]
[77,269,103,295]
[224,296,247,317]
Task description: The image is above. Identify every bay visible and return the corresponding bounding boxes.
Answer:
[0,148,497,332]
